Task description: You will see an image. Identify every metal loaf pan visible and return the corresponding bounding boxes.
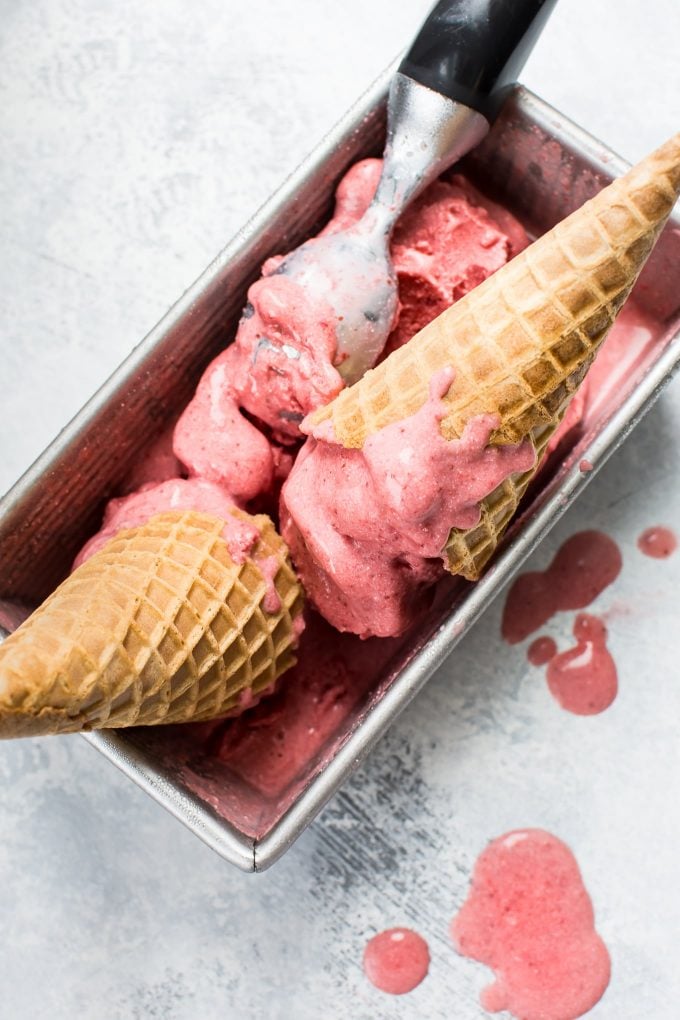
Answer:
[1,70,679,871]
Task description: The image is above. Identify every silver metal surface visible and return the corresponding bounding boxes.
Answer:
[1,76,679,874]
[378,73,490,215]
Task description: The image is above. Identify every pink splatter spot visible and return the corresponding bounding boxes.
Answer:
[527,635,557,666]
[546,614,617,716]
[363,927,430,995]
[501,531,622,644]
[451,829,611,1020]
[637,525,677,559]
[579,459,593,473]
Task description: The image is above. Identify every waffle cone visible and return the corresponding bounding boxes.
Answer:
[0,509,304,738]
[307,133,680,579]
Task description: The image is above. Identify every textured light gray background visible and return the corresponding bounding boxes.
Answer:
[1,2,680,1018]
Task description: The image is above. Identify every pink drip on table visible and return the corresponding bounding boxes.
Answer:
[363,928,430,995]
[451,829,611,1020]
[527,635,557,666]
[637,525,677,559]
[546,614,617,716]
[501,530,622,644]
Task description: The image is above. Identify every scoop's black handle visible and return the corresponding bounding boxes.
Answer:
[399,0,558,122]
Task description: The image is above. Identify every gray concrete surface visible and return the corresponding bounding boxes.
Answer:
[1,1,679,1017]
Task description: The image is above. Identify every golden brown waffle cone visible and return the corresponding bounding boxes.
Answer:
[0,509,304,738]
[308,133,680,579]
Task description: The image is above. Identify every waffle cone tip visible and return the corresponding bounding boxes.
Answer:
[0,509,304,738]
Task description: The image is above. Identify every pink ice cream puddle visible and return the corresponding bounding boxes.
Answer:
[363,928,430,996]
[451,829,611,1020]
[282,368,535,638]
[546,613,618,715]
[637,525,677,559]
[73,477,256,568]
[527,635,557,666]
[501,530,622,644]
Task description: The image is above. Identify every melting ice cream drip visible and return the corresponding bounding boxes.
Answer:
[282,367,535,638]
[546,613,618,716]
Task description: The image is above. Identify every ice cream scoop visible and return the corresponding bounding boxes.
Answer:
[275,0,558,384]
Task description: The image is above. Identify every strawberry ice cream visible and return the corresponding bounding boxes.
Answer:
[73,478,251,568]
[79,159,528,567]
[281,369,535,638]
[76,144,666,653]
[171,159,528,498]
[384,173,528,356]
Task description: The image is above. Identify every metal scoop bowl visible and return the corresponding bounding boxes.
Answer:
[276,0,559,385]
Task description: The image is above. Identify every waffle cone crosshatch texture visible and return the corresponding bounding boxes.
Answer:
[308,133,680,580]
[0,510,304,737]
